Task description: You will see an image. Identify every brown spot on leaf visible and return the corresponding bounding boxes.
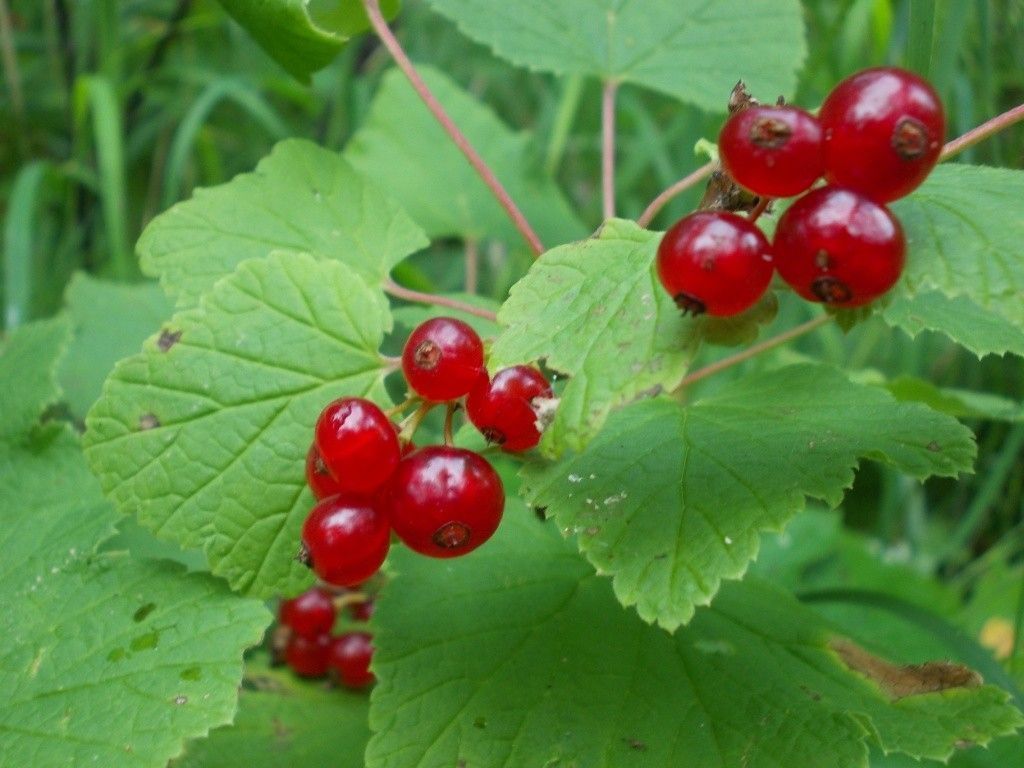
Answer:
[138,413,160,431]
[625,738,648,752]
[927,441,941,452]
[157,329,182,352]
[831,638,981,699]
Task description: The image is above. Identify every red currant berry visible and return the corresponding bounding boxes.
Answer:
[314,398,400,495]
[328,632,375,689]
[718,105,824,198]
[301,496,390,587]
[773,186,905,307]
[656,211,774,317]
[466,367,552,452]
[820,67,945,202]
[305,444,345,500]
[350,599,374,622]
[401,317,484,402]
[385,446,504,559]
[279,587,336,639]
[285,634,331,678]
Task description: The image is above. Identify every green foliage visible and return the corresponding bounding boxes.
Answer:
[887,166,1024,350]
[422,0,807,110]
[367,509,1021,768]
[84,253,393,598]
[345,66,587,248]
[216,0,401,82]
[0,317,70,438]
[491,219,702,455]
[173,655,370,767]
[59,274,175,417]
[0,322,270,768]
[138,139,428,308]
[521,364,976,630]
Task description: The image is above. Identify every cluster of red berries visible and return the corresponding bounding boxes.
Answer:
[274,586,375,688]
[657,67,945,315]
[300,316,552,587]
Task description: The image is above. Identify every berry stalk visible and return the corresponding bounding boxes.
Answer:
[361,0,545,256]
[382,279,498,322]
[637,161,717,228]
[940,102,1024,161]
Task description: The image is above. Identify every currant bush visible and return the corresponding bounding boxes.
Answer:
[329,632,376,689]
[402,317,485,402]
[279,587,336,639]
[466,366,552,452]
[300,496,391,587]
[314,398,400,495]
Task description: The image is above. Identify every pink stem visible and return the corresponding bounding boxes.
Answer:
[637,161,718,228]
[941,103,1024,160]
[674,314,832,391]
[383,279,498,322]
[602,80,620,221]
[362,0,545,256]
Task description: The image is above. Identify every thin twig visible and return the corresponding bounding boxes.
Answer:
[747,196,771,223]
[941,103,1024,160]
[0,0,26,155]
[443,403,456,446]
[673,314,833,392]
[637,161,718,228]
[362,0,544,256]
[464,238,479,295]
[383,279,498,321]
[601,80,620,221]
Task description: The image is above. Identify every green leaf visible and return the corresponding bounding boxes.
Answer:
[0,427,269,768]
[0,316,69,440]
[173,655,369,768]
[882,290,1024,359]
[216,0,400,82]
[491,219,703,456]
[59,274,175,417]
[139,139,428,308]
[521,364,976,630]
[366,510,1021,768]
[882,376,1023,422]
[421,0,806,110]
[889,165,1024,347]
[345,67,587,248]
[84,252,393,598]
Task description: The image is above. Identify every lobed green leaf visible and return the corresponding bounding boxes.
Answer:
[521,364,976,630]
[139,139,428,308]
[366,509,1020,768]
[84,252,393,598]
[421,0,806,110]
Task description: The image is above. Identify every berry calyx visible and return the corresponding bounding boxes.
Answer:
[773,186,905,307]
[329,632,375,689]
[466,367,552,452]
[314,398,400,495]
[301,495,391,586]
[284,634,331,678]
[350,599,374,622]
[656,211,774,316]
[718,105,824,198]
[279,587,336,639]
[819,67,945,202]
[305,444,345,501]
[401,317,485,402]
[385,446,504,559]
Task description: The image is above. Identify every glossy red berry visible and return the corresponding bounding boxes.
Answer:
[718,105,824,198]
[350,599,374,622]
[301,495,391,587]
[466,367,552,452]
[773,186,905,307]
[401,317,485,402]
[820,67,945,202]
[656,211,774,316]
[329,632,375,689]
[285,634,331,678]
[385,446,504,559]
[279,587,336,639]
[305,444,345,501]
[314,398,400,495]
